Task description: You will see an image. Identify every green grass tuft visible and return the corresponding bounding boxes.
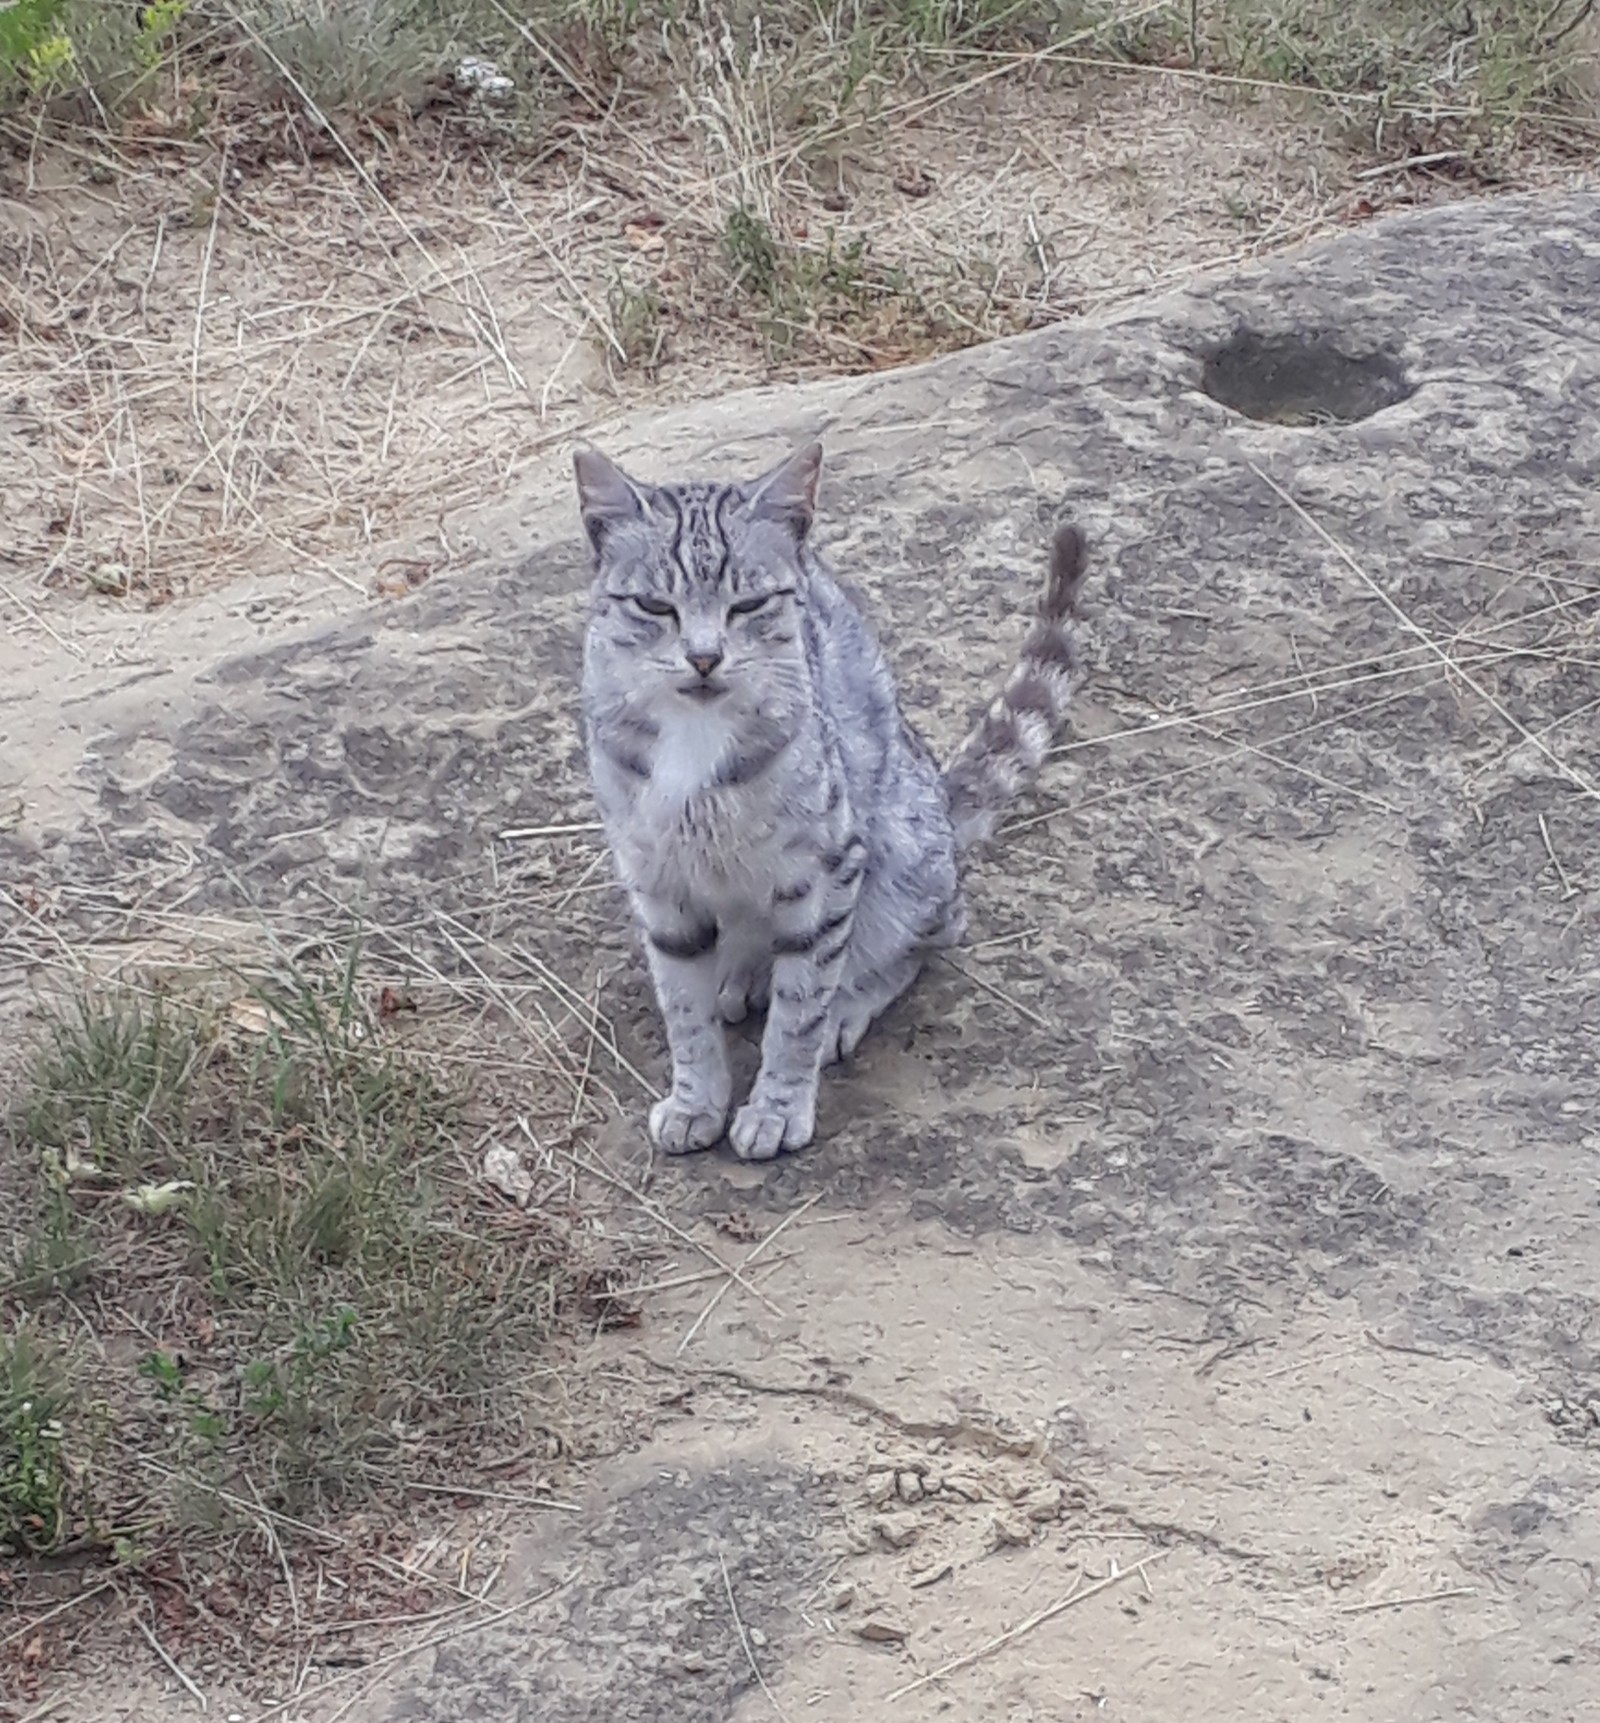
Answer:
[2,949,594,1557]
[2,2,1593,167]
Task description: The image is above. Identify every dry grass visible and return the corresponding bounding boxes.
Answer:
[0,939,640,1703]
[0,2,1594,624]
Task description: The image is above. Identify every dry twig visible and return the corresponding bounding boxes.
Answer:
[888,1550,1170,1701]
[1340,1585,1475,1614]
[677,1192,822,1354]
[719,1551,789,1721]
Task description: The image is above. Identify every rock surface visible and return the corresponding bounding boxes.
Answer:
[5,190,1600,1722]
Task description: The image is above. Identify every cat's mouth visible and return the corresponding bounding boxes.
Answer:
[678,680,728,702]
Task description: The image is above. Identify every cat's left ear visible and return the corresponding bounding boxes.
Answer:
[573,444,654,555]
[745,441,822,541]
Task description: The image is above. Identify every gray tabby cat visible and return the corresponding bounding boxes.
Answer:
[575,440,1087,1161]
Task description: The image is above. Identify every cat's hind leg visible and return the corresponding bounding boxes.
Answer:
[824,951,923,1063]
[714,917,772,1025]
[823,865,965,1062]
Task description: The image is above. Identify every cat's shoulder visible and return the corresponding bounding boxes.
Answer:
[805,549,879,629]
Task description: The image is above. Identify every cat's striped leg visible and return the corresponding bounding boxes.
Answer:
[730,834,865,1159]
[636,896,731,1154]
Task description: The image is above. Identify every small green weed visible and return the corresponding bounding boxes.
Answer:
[1,1325,77,1554]
[607,274,669,375]
[720,203,927,361]
[724,205,785,303]
[135,0,189,69]
[1,949,596,1561]
[0,0,68,70]
[0,0,75,98]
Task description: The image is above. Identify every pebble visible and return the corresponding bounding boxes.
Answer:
[873,1516,920,1550]
[1021,1482,1066,1522]
[864,1471,897,1506]
[990,1510,1034,1548]
[855,1615,910,1644]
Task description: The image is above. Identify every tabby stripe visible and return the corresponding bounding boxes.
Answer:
[794,1008,829,1041]
[773,908,851,956]
[714,734,792,788]
[600,740,652,780]
[815,930,852,969]
[914,898,957,942]
[1025,627,1077,674]
[661,489,687,586]
[1005,673,1058,721]
[712,487,735,585]
[648,921,718,960]
[980,710,1020,756]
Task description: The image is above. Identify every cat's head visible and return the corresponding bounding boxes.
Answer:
[573,441,821,710]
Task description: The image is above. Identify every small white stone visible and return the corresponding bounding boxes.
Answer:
[864,1470,896,1506]
[989,1511,1033,1549]
[873,1516,920,1550]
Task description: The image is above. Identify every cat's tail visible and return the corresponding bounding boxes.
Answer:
[943,522,1089,853]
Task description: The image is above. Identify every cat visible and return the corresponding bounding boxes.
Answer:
[575,439,1087,1161]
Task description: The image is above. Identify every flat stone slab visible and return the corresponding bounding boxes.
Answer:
[5,190,1600,1722]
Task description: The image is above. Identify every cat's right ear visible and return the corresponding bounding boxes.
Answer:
[573,444,652,555]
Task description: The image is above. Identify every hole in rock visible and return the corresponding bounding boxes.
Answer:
[1201,329,1414,426]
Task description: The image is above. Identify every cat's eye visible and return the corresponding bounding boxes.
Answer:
[728,590,788,617]
[627,595,676,618]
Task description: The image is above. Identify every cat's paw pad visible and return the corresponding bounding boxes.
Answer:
[650,1096,726,1155]
[729,1096,815,1161]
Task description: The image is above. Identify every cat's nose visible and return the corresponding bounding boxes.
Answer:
[685,649,724,679]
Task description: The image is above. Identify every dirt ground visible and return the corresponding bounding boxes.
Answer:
[4,64,1600,1723]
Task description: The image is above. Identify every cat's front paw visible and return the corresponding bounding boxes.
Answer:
[650,1095,727,1154]
[729,1094,816,1161]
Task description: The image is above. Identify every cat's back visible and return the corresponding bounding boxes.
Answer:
[803,552,893,701]
[801,550,938,799]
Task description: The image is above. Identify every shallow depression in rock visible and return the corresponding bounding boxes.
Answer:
[1200,328,1414,425]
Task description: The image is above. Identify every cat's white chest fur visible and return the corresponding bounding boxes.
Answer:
[649,702,735,807]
